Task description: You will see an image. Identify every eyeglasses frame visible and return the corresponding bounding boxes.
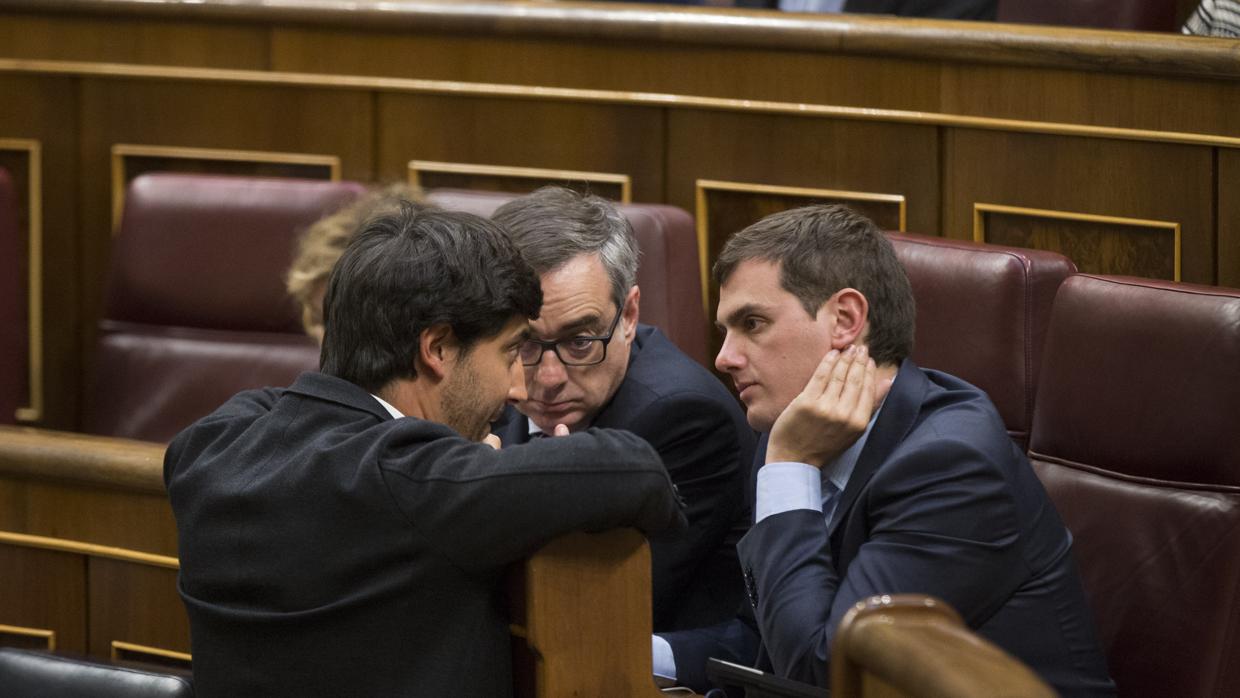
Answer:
[520,307,624,367]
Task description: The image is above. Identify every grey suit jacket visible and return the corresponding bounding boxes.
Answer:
[165,371,684,697]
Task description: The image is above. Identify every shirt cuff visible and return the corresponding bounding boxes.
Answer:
[755,461,822,523]
[652,634,677,681]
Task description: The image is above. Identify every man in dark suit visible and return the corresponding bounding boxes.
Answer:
[655,205,1114,695]
[164,203,685,697]
[780,0,995,19]
[491,187,754,632]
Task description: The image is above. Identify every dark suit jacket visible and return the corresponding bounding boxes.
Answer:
[646,0,997,19]
[494,324,755,631]
[667,360,1114,696]
[165,372,684,698]
[844,0,996,19]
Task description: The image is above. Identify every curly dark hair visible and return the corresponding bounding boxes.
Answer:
[320,201,542,392]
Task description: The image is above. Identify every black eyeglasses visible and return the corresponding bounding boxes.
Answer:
[520,309,623,367]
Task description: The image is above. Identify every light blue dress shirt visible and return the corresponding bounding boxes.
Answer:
[780,0,847,12]
[652,405,883,681]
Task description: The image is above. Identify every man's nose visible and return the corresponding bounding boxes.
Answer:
[532,348,569,387]
[715,332,743,373]
[507,359,528,403]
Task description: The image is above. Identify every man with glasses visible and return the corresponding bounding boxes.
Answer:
[492,187,755,632]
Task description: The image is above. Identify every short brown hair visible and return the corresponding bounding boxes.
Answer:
[286,183,422,338]
[491,186,638,308]
[712,204,914,366]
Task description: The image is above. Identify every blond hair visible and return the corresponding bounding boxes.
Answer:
[287,182,422,340]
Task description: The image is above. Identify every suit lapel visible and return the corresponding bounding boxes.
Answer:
[828,360,927,547]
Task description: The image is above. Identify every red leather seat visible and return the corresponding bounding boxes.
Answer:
[425,189,709,366]
[997,0,1179,31]
[85,174,365,442]
[888,232,1076,447]
[0,167,22,426]
[1029,274,1240,697]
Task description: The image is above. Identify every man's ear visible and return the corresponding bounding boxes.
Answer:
[622,285,640,343]
[417,323,458,381]
[826,288,869,350]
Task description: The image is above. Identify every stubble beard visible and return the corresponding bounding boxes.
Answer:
[441,358,492,442]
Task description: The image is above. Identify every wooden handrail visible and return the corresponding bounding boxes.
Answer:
[0,425,165,493]
[832,595,1056,698]
[1,0,1238,79]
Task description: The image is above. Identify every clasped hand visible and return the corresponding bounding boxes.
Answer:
[765,345,889,468]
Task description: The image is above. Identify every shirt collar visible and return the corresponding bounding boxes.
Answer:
[824,397,885,493]
[370,393,405,420]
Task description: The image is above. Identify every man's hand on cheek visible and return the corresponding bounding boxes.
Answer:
[765,344,885,468]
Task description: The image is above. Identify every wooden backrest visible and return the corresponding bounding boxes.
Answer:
[509,529,667,698]
[1028,275,1240,697]
[832,595,1055,698]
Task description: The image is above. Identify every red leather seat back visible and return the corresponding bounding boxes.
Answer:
[888,232,1076,447]
[997,0,1178,31]
[87,174,366,442]
[1029,274,1240,698]
[0,167,22,425]
[426,189,708,366]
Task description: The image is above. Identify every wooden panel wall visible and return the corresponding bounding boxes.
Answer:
[2,2,1239,429]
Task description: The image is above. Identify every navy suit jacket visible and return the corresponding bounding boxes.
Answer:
[629,0,997,19]
[844,0,996,19]
[166,372,684,697]
[494,324,755,631]
[667,360,1114,696]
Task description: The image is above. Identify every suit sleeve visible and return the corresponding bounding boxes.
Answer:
[626,392,750,630]
[377,425,686,573]
[736,436,1027,686]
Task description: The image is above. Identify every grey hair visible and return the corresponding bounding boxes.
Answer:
[491,186,639,307]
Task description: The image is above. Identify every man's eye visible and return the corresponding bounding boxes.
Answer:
[563,338,596,358]
[743,317,764,332]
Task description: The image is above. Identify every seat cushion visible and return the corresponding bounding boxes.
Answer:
[86,322,320,443]
[889,232,1075,445]
[1029,274,1240,698]
[0,648,193,698]
[107,174,365,334]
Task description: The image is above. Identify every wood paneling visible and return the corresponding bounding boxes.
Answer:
[377,95,662,202]
[0,75,78,431]
[77,78,373,385]
[944,129,1213,284]
[89,558,189,658]
[0,14,268,69]
[977,206,1179,280]
[0,145,34,422]
[941,65,1240,136]
[272,28,943,112]
[667,110,937,231]
[0,479,176,555]
[0,544,87,653]
[668,110,938,342]
[410,161,630,202]
[1219,151,1240,289]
